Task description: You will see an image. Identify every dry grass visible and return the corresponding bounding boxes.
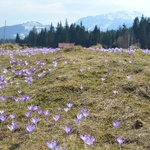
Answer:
[0,46,150,150]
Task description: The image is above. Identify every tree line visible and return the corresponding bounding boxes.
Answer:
[15,15,150,49]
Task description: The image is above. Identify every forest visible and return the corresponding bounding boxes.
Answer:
[15,15,150,49]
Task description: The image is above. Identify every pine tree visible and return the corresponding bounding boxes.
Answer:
[69,23,76,43]
[91,25,101,46]
[139,15,148,48]
[47,23,55,47]
[133,17,140,44]
[64,19,70,42]
[15,33,21,44]
[27,27,37,46]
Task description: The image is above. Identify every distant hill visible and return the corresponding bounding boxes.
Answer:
[0,21,50,39]
[0,11,143,39]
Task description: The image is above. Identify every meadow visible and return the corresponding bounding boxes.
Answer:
[0,45,150,150]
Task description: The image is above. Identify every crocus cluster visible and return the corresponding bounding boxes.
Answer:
[113,121,125,148]
[80,135,95,147]
[1,46,146,149]
[46,140,58,149]
[46,141,66,150]
[64,102,74,112]
[0,75,7,89]
[74,108,89,124]
[7,122,18,132]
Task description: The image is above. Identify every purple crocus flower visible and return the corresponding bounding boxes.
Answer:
[31,117,40,125]
[76,113,83,120]
[26,125,35,133]
[10,59,17,65]
[80,86,84,90]
[10,114,16,120]
[0,96,6,102]
[7,124,14,132]
[25,112,31,118]
[126,75,132,79]
[55,146,66,150]
[0,114,7,122]
[12,121,18,128]
[101,77,106,81]
[16,82,20,85]
[57,107,61,111]
[104,59,108,63]
[27,105,34,110]
[64,61,68,65]
[24,61,29,66]
[37,60,46,66]
[32,105,39,111]
[113,121,120,128]
[18,90,22,94]
[0,110,5,114]
[80,135,95,147]
[53,61,58,67]
[66,102,73,108]
[46,140,58,149]
[81,108,89,118]
[146,87,148,93]
[53,114,61,122]
[3,69,8,74]
[37,110,43,115]
[63,126,72,134]
[48,68,52,72]
[116,137,125,145]
[25,76,34,84]
[38,73,44,78]
[79,69,84,72]
[43,110,49,116]
[73,118,80,124]
[0,75,5,81]
[128,60,132,64]
[31,67,37,73]
[143,49,149,54]
[7,122,18,131]
[23,95,30,101]
[7,124,15,132]
[113,90,119,94]
[0,85,4,90]
[64,108,70,112]
[73,61,76,64]
[87,67,91,70]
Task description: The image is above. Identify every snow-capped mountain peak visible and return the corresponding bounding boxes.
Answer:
[22,21,46,32]
[76,11,143,31]
[22,21,43,26]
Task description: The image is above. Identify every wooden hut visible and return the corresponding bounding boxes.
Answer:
[58,43,75,48]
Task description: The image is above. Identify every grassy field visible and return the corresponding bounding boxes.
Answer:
[0,45,150,150]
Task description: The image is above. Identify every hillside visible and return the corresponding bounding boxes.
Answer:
[0,45,150,150]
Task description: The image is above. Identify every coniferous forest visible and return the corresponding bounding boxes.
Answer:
[15,15,150,49]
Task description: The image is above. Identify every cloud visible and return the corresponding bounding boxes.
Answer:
[0,0,149,26]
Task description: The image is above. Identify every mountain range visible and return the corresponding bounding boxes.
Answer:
[0,11,143,39]
[76,11,143,31]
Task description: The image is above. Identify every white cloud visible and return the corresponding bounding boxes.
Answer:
[0,0,149,27]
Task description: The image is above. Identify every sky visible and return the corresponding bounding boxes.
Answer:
[0,0,150,27]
